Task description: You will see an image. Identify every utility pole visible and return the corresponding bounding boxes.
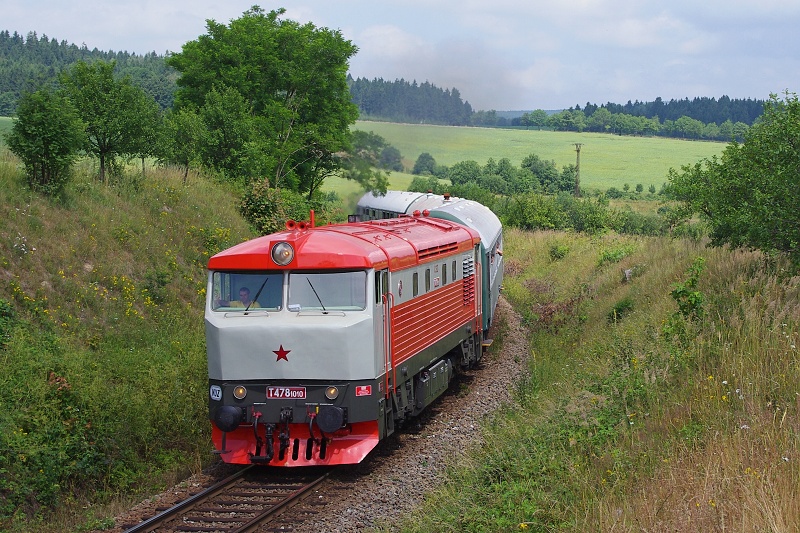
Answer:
[573,143,583,197]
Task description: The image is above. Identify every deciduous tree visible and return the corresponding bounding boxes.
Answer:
[160,107,206,183]
[668,91,800,264]
[412,152,437,175]
[167,7,358,195]
[58,60,156,183]
[4,87,85,195]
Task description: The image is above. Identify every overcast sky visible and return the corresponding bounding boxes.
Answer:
[5,0,800,111]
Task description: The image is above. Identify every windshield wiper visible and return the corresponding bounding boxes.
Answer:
[245,277,269,313]
[306,278,326,311]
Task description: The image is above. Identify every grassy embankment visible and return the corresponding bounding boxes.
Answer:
[0,145,257,530]
[385,231,799,531]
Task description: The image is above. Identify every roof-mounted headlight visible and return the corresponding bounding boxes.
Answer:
[271,242,294,266]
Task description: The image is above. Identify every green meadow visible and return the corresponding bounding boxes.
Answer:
[1,116,724,195]
[353,121,726,192]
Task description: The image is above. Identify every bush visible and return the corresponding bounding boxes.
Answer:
[4,88,86,196]
[549,243,570,261]
[608,297,634,321]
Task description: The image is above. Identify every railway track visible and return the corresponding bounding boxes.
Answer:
[121,465,331,532]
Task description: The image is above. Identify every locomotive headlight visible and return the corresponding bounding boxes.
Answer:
[271,242,294,265]
[324,386,339,400]
[233,385,247,400]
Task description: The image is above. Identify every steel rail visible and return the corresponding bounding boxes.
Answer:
[236,470,330,533]
[123,466,255,533]
[122,466,331,533]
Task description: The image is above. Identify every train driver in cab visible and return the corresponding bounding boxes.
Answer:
[216,287,260,309]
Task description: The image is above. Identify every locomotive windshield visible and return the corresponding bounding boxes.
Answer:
[288,271,366,311]
[210,270,367,312]
[211,272,283,311]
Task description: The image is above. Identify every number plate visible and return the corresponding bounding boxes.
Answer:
[267,386,307,399]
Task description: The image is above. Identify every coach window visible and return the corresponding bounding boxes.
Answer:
[425,268,431,292]
[452,260,457,280]
[413,273,419,297]
[443,262,448,285]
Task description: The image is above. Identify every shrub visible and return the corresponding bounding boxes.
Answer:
[598,244,636,266]
[549,243,570,261]
[608,297,634,322]
[4,88,86,196]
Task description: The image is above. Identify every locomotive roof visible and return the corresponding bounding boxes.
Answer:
[208,215,480,271]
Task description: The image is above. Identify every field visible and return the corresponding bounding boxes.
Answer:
[352,121,725,192]
[1,116,724,195]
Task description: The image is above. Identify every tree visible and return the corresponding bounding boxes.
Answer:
[349,130,389,167]
[58,60,155,183]
[668,92,800,264]
[4,87,85,195]
[196,85,255,182]
[379,146,403,171]
[335,130,393,194]
[521,153,559,192]
[412,152,437,175]
[447,160,481,186]
[558,164,578,194]
[529,109,549,129]
[674,115,704,139]
[588,107,613,132]
[167,7,358,195]
[125,87,163,177]
[160,107,206,183]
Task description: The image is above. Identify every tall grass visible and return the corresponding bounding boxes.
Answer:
[390,229,799,532]
[0,153,256,530]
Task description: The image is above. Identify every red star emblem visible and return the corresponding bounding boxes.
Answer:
[273,345,290,362]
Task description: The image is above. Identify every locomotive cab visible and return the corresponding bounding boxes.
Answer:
[206,266,384,466]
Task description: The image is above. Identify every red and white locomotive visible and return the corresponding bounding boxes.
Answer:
[205,191,503,466]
